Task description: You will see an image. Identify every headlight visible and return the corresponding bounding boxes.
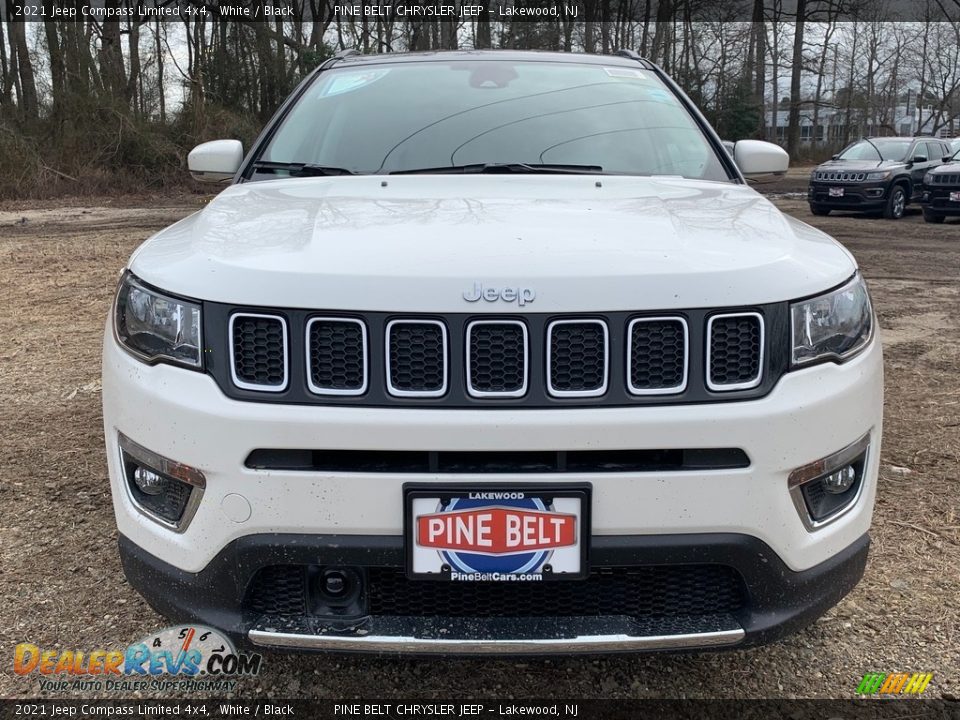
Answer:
[923,172,933,185]
[791,274,873,367]
[865,171,890,181]
[114,272,202,369]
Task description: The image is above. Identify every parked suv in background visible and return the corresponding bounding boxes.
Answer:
[921,146,960,223]
[104,50,882,655]
[808,136,952,219]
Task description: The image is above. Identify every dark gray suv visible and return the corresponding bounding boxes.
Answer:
[808,137,953,219]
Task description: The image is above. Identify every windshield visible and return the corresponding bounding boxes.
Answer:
[837,139,912,162]
[256,60,730,181]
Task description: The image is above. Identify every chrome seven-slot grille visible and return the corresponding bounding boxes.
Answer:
[218,307,775,407]
[814,170,867,182]
[928,173,960,185]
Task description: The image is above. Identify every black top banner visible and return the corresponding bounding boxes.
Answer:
[2,0,958,23]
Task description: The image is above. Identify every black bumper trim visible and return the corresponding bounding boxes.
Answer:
[118,532,869,653]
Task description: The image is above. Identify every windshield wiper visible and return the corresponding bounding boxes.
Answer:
[391,162,604,175]
[252,161,358,177]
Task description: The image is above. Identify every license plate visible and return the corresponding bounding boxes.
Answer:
[405,484,590,581]
[829,187,845,197]
[950,191,960,203]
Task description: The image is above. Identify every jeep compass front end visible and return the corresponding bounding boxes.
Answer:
[103,51,882,654]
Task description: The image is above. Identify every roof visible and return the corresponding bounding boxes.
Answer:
[332,49,652,69]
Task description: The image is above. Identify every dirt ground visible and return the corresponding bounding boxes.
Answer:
[1,184,958,700]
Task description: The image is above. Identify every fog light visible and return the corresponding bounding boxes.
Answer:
[821,465,856,494]
[118,433,205,531]
[788,434,870,530]
[133,466,165,495]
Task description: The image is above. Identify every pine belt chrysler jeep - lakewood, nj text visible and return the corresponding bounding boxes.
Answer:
[103,50,883,654]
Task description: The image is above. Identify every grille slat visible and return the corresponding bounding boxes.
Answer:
[230,314,288,391]
[548,320,608,397]
[387,320,448,397]
[307,318,367,395]
[467,321,527,397]
[628,317,688,394]
[708,313,764,391]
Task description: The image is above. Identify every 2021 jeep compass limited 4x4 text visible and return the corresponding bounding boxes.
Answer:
[103,50,882,654]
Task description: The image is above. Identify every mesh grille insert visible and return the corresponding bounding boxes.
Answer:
[549,321,607,395]
[468,322,527,396]
[231,314,286,389]
[629,318,687,392]
[388,321,447,395]
[242,564,747,620]
[308,319,366,394]
[709,314,762,389]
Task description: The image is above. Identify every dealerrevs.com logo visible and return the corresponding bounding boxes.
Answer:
[14,625,261,693]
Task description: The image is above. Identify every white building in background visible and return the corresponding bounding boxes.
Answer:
[764,103,960,145]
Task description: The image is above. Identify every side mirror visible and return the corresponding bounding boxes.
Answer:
[912,155,927,164]
[188,140,244,183]
[733,140,789,179]
[831,154,839,160]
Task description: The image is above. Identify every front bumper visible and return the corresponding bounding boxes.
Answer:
[808,182,890,209]
[922,190,960,215]
[104,324,882,652]
[119,531,870,654]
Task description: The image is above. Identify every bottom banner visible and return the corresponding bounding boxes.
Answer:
[1,700,958,720]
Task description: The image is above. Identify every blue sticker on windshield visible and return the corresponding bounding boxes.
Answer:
[644,88,677,104]
[320,68,391,97]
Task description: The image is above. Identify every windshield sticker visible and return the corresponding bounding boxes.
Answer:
[320,68,391,97]
[644,88,678,104]
[604,67,646,80]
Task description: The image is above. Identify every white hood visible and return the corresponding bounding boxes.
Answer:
[130,175,856,312]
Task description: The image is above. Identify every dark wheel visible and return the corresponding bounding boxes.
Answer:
[923,210,946,224]
[810,204,831,216]
[883,184,907,219]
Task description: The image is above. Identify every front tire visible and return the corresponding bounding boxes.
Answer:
[810,204,831,216]
[884,184,907,219]
[923,210,946,224]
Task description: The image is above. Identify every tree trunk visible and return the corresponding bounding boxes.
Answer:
[475,2,491,49]
[8,22,38,119]
[127,19,142,114]
[0,28,11,113]
[786,0,806,157]
[43,14,65,120]
[99,7,128,102]
[769,20,779,144]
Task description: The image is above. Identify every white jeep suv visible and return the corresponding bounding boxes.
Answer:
[103,50,882,654]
